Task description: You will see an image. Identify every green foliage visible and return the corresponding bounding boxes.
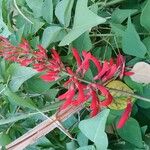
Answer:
[59,0,106,46]
[122,17,147,58]
[0,133,11,146]
[79,109,109,150]
[140,0,150,31]
[116,117,144,148]
[55,0,74,27]
[0,0,150,149]
[7,63,37,92]
[42,0,53,24]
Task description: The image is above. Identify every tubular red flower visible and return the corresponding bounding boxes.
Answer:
[94,61,110,80]
[90,90,100,117]
[51,49,61,64]
[90,55,102,72]
[58,85,75,109]
[72,48,82,66]
[117,100,132,128]
[40,72,59,82]
[102,64,117,82]
[19,39,30,53]
[91,83,113,107]
[77,51,91,74]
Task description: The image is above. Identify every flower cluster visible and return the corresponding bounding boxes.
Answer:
[0,36,133,128]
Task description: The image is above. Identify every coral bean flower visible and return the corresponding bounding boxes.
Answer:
[117,100,132,128]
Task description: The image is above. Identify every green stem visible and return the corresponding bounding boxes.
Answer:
[108,88,150,102]
[61,71,150,103]
[90,33,150,37]
[97,0,125,7]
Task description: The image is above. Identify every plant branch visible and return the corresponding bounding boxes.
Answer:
[90,33,150,37]
[97,0,125,7]
[108,88,150,102]
[62,71,150,103]
[5,105,83,150]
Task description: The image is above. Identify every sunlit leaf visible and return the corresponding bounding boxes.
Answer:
[122,17,147,58]
[106,80,135,110]
[79,109,109,150]
[59,0,106,46]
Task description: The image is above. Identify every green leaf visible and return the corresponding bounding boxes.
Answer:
[111,8,137,24]
[4,88,36,109]
[59,0,106,46]
[9,26,24,45]
[110,23,125,36]
[116,117,144,148]
[66,141,77,150]
[0,133,11,146]
[136,85,150,109]
[76,145,96,150]
[0,0,11,37]
[143,36,150,56]
[42,0,53,24]
[41,26,67,48]
[55,0,74,27]
[7,63,37,92]
[140,0,150,31]
[79,109,109,150]
[72,32,92,53]
[26,77,54,94]
[25,0,43,18]
[122,17,147,58]
[0,102,61,125]
[77,132,88,147]
[124,76,143,94]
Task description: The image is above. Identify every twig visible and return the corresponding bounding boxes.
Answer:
[5,105,83,150]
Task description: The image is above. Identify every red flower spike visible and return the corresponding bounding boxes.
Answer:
[72,48,82,66]
[117,100,132,128]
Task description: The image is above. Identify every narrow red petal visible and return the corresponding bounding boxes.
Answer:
[72,48,82,66]
[51,49,61,64]
[117,100,132,128]
[101,93,113,106]
[102,64,117,82]
[124,71,134,76]
[90,55,102,72]
[94,61,109,80]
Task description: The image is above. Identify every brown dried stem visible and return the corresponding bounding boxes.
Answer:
[5,105,83,150]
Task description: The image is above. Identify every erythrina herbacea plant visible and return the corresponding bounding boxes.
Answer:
[0,36,134,128]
